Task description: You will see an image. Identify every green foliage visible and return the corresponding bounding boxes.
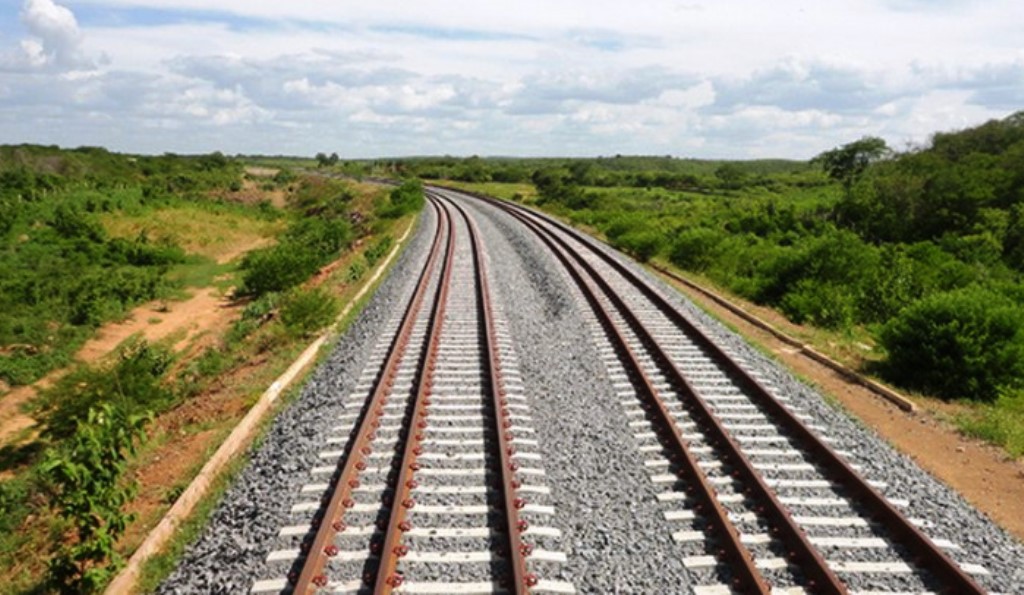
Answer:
[0,146,247,387]
[957,390,1024,457]
[314,152,339,168]
[364,235,393,266]
[238,246,320,297]
[227,292,279,342]
[779,280,858,329]
[346,261,367,283]
[813,136,891,189]
[835,111,1024,260]
[37,338,173,441]
[378,179,425,218]
[670,228,725,272]
[611,229,664,262]
[532,168,592,209]
[879,286,1024,401]
[40,404,150,594]
[239,205,352,297]
[279,287,341,337]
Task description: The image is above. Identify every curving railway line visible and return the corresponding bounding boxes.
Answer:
[159,186,1021,595]
[251,194,573,594]
[446,188,992,594]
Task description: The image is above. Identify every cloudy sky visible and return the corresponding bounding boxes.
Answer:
[0,0,1021,158]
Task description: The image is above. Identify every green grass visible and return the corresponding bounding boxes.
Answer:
[956,393,1024,457]
[99,203,283,264]
[165,258,237,293]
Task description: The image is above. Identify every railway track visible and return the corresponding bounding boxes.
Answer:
[250,195,573,594]
[438,187,995,594]
[203,185,1008,594]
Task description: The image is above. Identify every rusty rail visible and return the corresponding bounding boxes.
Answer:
[447,194,532,592]
[291,200,450,593]
[466,188,987,595]
[371,195,458,591]
[495,203,773,593]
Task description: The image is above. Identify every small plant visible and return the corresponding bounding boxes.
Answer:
[41,404,150,593]
[364,235,393,266]
[345,261,367,283]
[38,338,173,441]
[378,179,424,218]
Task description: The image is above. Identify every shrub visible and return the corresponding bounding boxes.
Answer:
[779,279,857,329]
[38,338,173,441]
[279,287,341,337]
[669,228,723,272]
[346,261,367,283]
[41,404,149,594]
[364,235,393,266]
[379,179,424,218]
[879,286,1024,401]
[238,246,319,297]
[227,292,279,342]
[612,229,664,262]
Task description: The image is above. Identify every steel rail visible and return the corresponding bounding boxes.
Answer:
[372,194,459,592]
[503,206,845,593]
[445,193,532,592]
[468,189,987,594]
[292,200,450,593]
[491,201,773,593]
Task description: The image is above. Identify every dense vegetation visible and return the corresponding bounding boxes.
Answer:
[0,146,403,592]
[397,113,1024,408]
[0,146,246,387]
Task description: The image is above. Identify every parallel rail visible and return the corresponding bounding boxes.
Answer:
[450,187,986,594]
[256,194,559,594]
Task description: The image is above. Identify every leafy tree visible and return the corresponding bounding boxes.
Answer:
[814,136,891,190]
[714,163,747,189]
[670,228,724,272]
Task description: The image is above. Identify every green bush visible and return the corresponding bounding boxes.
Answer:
[365,235,393,266]
[279,287,340,337]
[779,279,857,329]
[346,261,367,283]
[669,228,723,272]
[879,286,1024,401]
[41,404,149,594]
[612,229,664,262]
[238,246,319,297]
[379,179,424,218]
[38,338,173,441]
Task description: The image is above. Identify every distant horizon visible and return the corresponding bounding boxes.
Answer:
[2,1,1022,160]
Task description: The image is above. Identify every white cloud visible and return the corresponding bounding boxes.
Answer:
[17,0,93,69]
[0,0,1021,157]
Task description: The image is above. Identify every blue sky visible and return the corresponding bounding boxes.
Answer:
[0,0,1021,158]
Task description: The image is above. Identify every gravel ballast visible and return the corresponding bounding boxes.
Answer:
[159,189,1024,594]
[158,208,437,594]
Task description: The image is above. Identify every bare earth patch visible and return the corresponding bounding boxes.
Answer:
[0,288,242,449]
[657,270,1024,541]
